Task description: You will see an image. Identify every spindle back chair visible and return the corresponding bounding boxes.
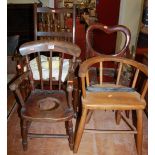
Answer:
[9,40,81,151]
[74,56,148,155]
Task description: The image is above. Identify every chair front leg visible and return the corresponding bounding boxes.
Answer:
[74,108,88,153]
[66,120,74,150]
[136,109,143,155]
[22,119,28,151]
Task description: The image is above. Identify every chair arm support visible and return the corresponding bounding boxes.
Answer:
[9,70,30,91]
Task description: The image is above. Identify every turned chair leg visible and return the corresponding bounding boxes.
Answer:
[74,108,88,153]
[66,120,74,150]
[115,110,122,125]
[136,109,143,155]
[22,119,28,151]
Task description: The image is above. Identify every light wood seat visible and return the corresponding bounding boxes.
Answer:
[74,56,148,155]
[83,90,146,110]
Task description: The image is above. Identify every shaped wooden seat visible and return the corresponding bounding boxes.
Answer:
[23,89,73,121]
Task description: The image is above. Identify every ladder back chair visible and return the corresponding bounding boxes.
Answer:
[9,40,81,151]
[34,3,76,44]
[74,56,148,155]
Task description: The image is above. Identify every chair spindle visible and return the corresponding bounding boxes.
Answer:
[132,68,139,88]
[49,51,53,90]
[86,71,90,87]
[37,52,44,89]
[116,62,123,85]
[141,80,148,99]
[26,55,35,90]
[58,53,64,90]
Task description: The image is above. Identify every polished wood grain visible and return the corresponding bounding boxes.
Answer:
[86,23,131,58]
[74,56,148,155]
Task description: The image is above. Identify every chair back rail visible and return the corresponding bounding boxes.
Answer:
[79,56,148,100]
[19,40,81,90]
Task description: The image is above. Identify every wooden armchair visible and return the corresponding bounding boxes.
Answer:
[9,40,81,151]
[34,3,76,43]
[74,56,148,155]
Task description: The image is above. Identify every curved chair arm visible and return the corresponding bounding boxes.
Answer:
[86,23,131,58]
[9,71,30,91]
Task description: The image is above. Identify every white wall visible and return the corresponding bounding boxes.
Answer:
[116,0,144,58]
[49,0,54,8]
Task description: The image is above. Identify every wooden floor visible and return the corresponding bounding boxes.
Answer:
[8,106,148,155]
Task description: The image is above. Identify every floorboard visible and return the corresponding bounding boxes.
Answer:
[8,107,148,155]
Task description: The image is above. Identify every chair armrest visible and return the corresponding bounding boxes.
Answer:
[9,70,30,91]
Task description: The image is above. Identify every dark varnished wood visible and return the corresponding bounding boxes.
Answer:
[74,56,148,155]
[9,40,81,151]
[86,23,131,58]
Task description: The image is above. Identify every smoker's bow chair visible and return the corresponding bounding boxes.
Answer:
[9,40,81,151]
[74,56,148,155]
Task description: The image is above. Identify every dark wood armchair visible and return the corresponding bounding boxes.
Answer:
[9,40,81,151]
